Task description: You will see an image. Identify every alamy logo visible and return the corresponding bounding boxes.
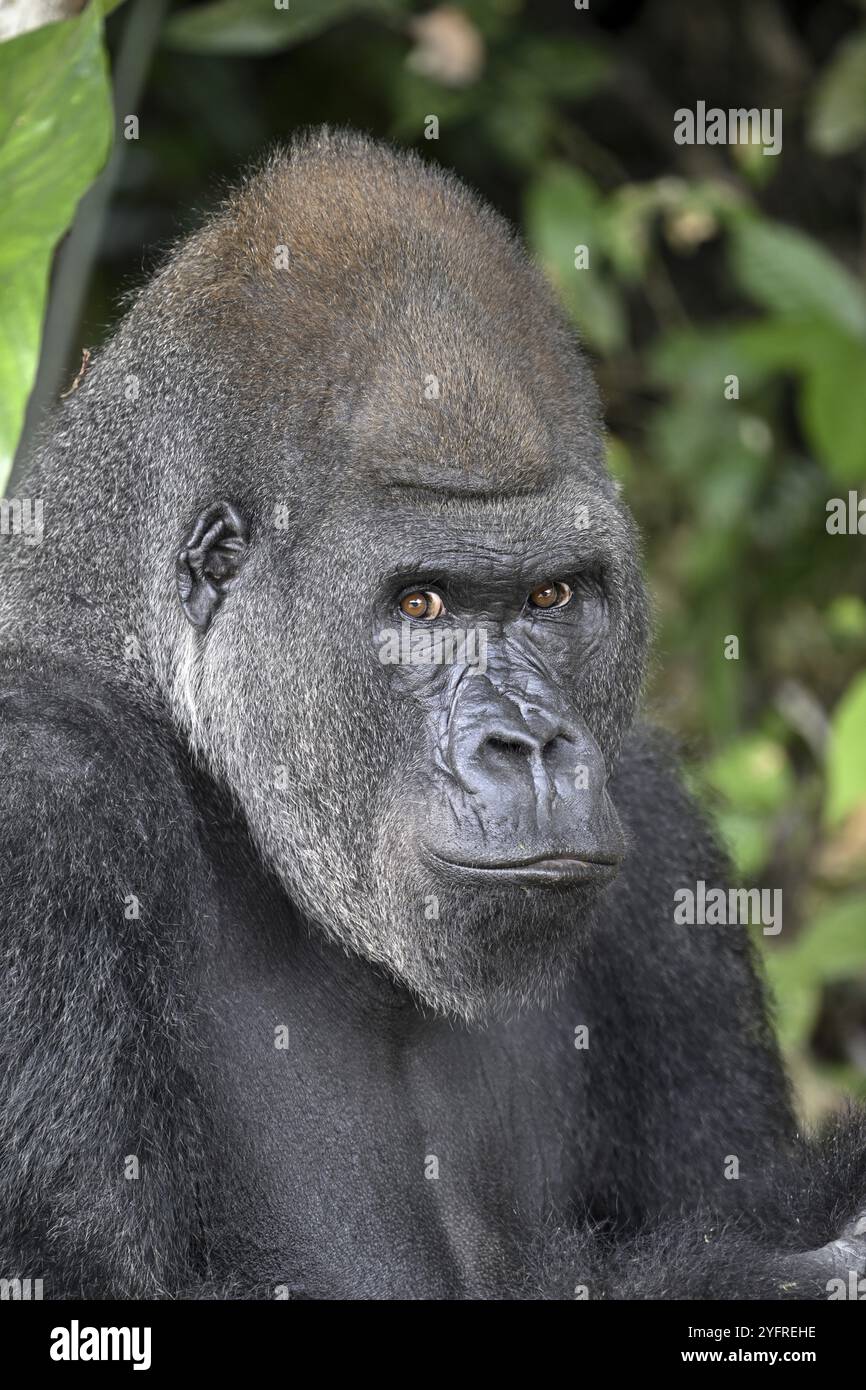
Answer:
[0,497,43,545]
[674,880,782,936]
[376,624,488,673]
[0,1277,43,1299]
[50,1320,151,1371]
[826,491,866,534]
[827,1270,866,1300]
[674,102,782,156]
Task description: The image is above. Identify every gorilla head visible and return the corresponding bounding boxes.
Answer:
[24,131,649,1022]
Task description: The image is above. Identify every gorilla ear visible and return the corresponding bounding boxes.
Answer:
[176,501,249,631]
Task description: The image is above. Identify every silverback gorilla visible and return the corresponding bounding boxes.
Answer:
[1,130,864,1301]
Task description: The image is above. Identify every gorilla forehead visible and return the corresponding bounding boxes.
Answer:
[340,303,601,496]
[161,129,605,494]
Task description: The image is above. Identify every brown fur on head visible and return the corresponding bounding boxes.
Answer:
[162,128,610,495]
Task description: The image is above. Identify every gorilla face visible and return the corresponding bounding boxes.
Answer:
[160,135,649,1023]
[176,463,647,1023]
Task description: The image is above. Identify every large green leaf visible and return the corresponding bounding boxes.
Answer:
[652,317,866,484]
[826,673,866,826]
[164,0,401,55]
[729,216,866,342]
[809,28,866,155]
[726,317,850,377]
[0,4,112,485]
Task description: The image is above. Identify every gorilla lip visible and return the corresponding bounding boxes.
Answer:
[427,851,622,887]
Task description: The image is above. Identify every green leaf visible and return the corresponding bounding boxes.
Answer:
[826,673,866,825]
[809,28,866,154]
[651,316,866,488]
[800,335,866,484]
[0,4,112,486]
[652,317,866,483]
[524,164,626,354]
[777,895,866,983]
[762,956,817,1050]
[764,895,866,1048]
[716,810,772,877]
[825,595,866,640]
[763,944,821,1050]
[650,326,757,395]
[604,183,661,284]
[163,0,401,55]
[647,402,714,482]
[726,316,843,377]
[729,216,866,341]
[561,271,626,356]
[811,895,866,984]
[704,734,793,816]
[519,36,611,100]
[482,92,552,170]
[730,132,779,187]
[525,163,603,248]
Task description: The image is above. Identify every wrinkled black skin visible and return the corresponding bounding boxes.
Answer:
[1,133,865,1300]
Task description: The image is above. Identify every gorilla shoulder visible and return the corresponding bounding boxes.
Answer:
[0,659,198,915]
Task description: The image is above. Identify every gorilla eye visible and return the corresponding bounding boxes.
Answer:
[399,590,445,621]
[528,580,573,611]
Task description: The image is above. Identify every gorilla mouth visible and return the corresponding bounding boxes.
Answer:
[426,851,623,888]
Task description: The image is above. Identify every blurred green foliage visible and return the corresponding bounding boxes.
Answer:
[1,0,865,1119]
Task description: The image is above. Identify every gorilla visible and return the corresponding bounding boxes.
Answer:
[0,129,864,1301]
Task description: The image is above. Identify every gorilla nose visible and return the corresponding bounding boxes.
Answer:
[444,676,583,795]
[431,693,622,872]
[478,725,574,789]
[431,674,624,868]
[453,705,593,810]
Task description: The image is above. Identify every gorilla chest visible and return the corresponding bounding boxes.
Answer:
[199,948,587,1298]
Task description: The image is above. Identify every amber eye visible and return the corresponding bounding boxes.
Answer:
[529,580,573,610]
[399,590,445,620]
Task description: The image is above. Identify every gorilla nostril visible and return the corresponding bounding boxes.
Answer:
[485,735,534,760]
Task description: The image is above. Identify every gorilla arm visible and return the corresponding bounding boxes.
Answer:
[0,660,205,1298]
[525,1115,866,1299]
